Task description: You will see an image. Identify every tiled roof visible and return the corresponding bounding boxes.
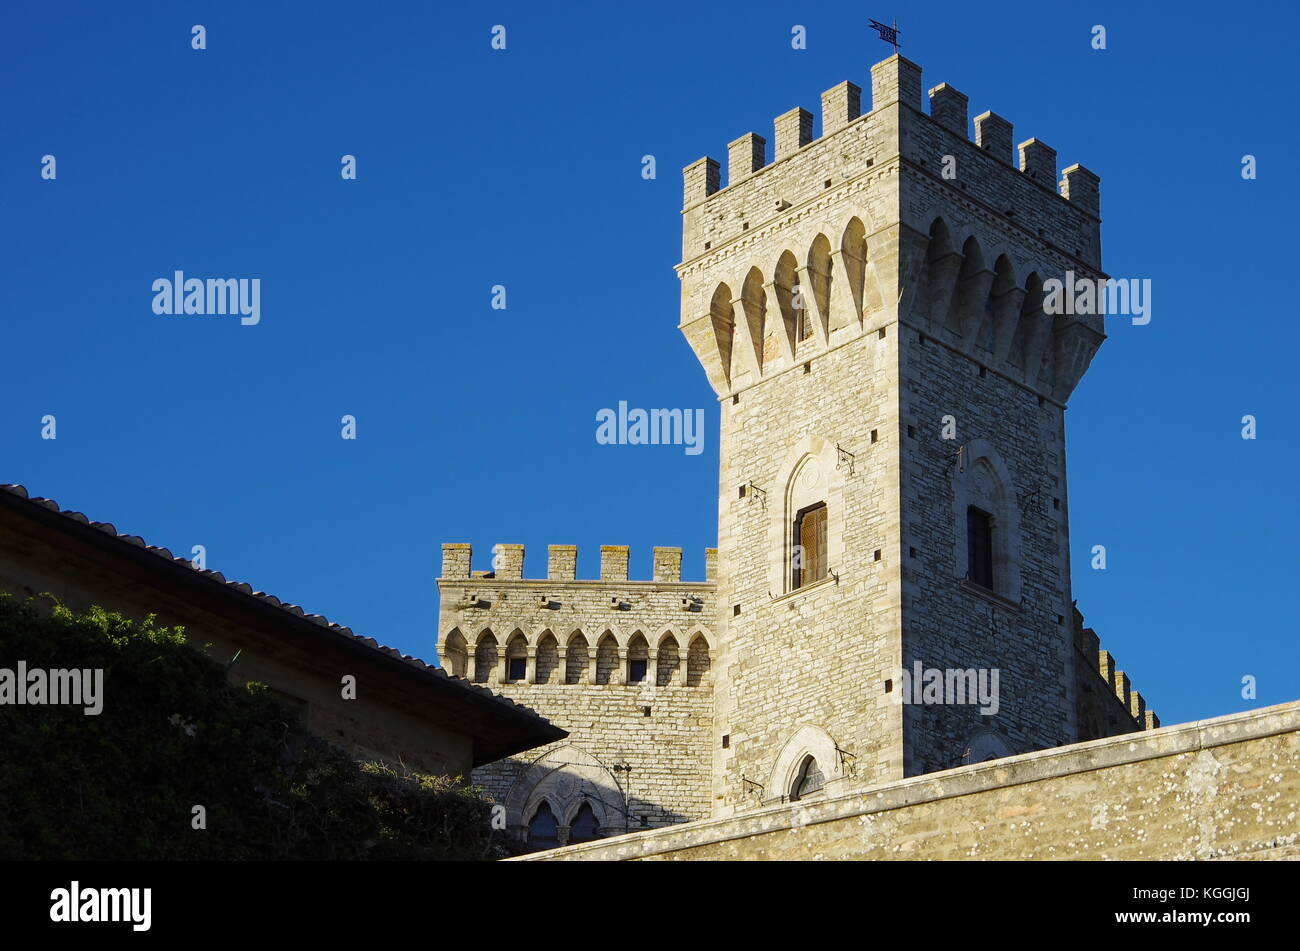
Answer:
[0,483,565,756]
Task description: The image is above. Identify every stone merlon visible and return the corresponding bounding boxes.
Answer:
[439,543,718,583]
[681,54,1099,219]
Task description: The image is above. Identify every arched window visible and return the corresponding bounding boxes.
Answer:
[790,755,824,801]
[627,634,648,683]
[962,730,1012,765]
[527,802,559,850]
[952,440,1022,603]
[505,631,528,682]
[770,439,847,599]
[568,802,601,844]
[793,501,828,589]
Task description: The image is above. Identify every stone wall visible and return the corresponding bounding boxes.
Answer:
[677,53,1116,813]
[436,543,716,837]
[518,701,1300,861]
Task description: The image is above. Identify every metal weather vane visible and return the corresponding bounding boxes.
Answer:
[868,17,901,53]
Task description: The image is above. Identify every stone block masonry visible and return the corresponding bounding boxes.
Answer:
[432,49,1198,854]
[518,701,1300,861]
[436,544,717,839]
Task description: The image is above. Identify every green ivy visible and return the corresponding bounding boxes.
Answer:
[0,594,515,860]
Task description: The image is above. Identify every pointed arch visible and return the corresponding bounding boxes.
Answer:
[626,632,649,684]
[655,633,680,685]
[922,217,961,333]
[473,630,499,684]
[804,233,832,346]
[952,236,991,345]
[504,629,529,682]
[525,799,560,850]
[841,218,867,312]
[508,744,625,844]
[769,435,847,596]
[773,249,801,360]
[980,254,1018,355]
[535,630,560,684]
[564,631,590,684]
[1036,313,1063,393]
[790,755,826,801]
[738,266,767,378]
[566,800,603,844]
[952,438,1022,602]
[1009,272,1047,373]
[440,628,468,678]
[709,282,736,390]
[595,632,619,685]
[768,725,844,804]
[686,633,712,686]
[831,216,868,332]
[962,729,1013,765]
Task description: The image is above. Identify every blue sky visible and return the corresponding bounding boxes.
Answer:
[2,1,1296,728]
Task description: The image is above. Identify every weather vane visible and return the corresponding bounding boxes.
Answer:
[868,18,901,54]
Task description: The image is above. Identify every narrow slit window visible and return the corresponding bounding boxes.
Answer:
[967,506,994,590]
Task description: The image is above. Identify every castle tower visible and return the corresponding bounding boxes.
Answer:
[679,55,1107,814]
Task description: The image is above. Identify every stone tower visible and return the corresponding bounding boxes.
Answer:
[678,54,1107,815]
[435,53,1153,848]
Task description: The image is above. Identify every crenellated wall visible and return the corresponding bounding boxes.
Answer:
[678,54,1104,408]
[435,544,718,842]
[1074,606,1159,739]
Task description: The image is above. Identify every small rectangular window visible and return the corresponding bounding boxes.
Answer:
[967,506,994,590]
[508,657,527,681]
[629,659,648,683]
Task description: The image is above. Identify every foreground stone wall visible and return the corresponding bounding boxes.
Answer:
[518,701,1300,860]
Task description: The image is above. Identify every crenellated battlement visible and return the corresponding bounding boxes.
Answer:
[677,52,1105,407]
[682,54,1099,221]
[438,543,717,584]
[436,541,718,689]
[1074,607,1159,735]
